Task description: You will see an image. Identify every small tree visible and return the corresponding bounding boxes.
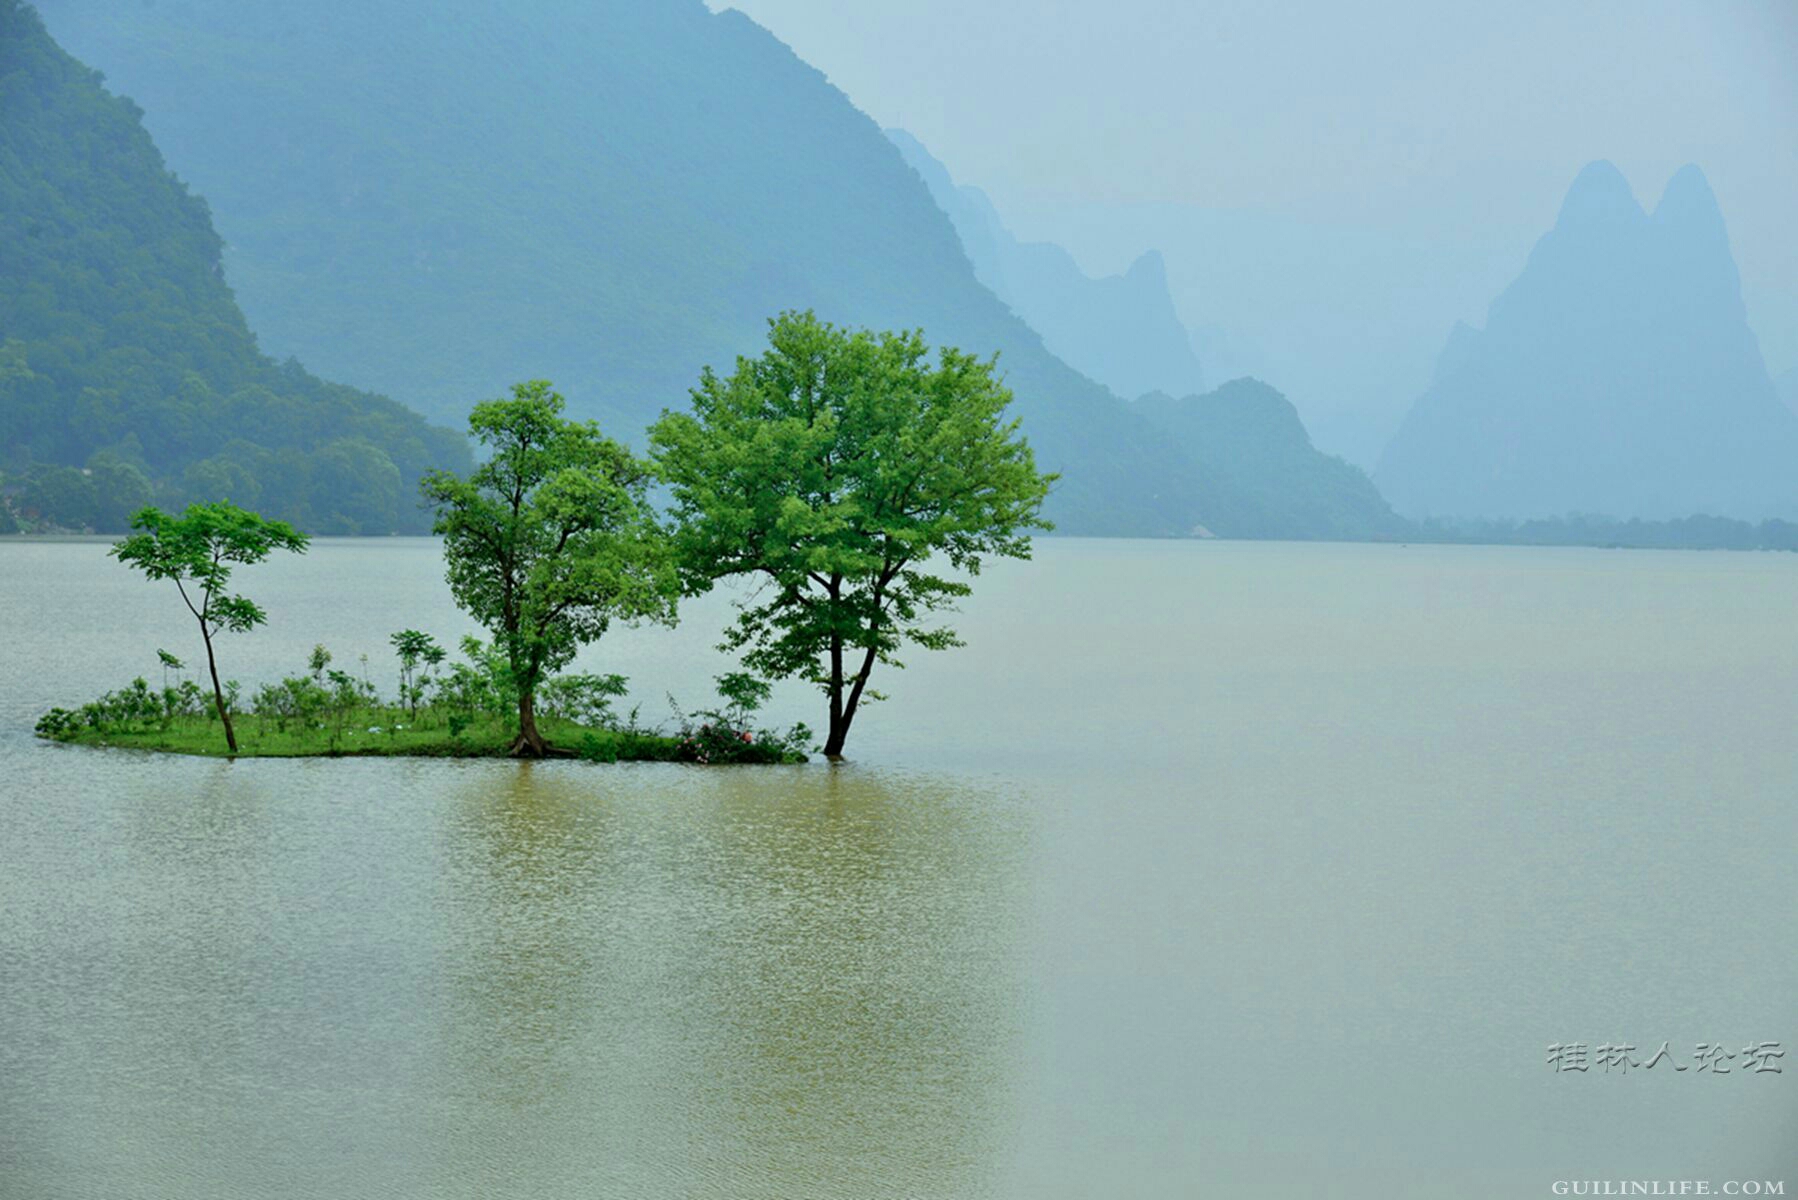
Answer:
[421,381,679,756]
[111,502,310,753]
[650,311,1055,758]
[390,629,445,718]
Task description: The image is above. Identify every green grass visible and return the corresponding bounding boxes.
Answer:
[42,706,772,762]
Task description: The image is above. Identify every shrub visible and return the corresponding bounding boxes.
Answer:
[251,675,330,731]
[432,636,511,720]
[539,672,630,727]
[35,708,81,739]
[671,673,811,764]
[390,630,446,717]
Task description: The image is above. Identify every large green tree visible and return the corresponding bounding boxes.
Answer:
[422,382,678,757]
[111,502,310,753]
[651,311,1055,758]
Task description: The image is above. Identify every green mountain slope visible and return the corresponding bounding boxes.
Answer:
[0,0,468,533]
[32,0,1203,535]
[1136,380,1407,540]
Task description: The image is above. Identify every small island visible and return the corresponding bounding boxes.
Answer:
[34,314,1054,764]
[37,635,812,764]
[38,693,801,764]
[41,711,686,762]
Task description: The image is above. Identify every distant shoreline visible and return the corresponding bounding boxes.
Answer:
[9,525,1797,553]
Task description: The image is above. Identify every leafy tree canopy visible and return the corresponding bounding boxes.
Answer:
[651,311,1054,756]
[110,501,309,751]
[422,381,678,755]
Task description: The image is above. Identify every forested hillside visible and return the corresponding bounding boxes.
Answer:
[0,0,467,534]
[32,0,1202,535]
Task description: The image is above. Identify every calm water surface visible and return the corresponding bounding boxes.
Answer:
[2,538,1795,1197]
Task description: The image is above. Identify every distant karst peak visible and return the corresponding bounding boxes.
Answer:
[1651,163,1729,241]
[1553,159,1645,230]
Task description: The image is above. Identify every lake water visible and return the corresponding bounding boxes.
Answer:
[2,537,1794,1197]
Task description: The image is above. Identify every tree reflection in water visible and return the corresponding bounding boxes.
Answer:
[429,762,1031,1199]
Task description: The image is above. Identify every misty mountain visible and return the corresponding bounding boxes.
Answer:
[1779,366,1798,417]
[32,0,1210,536]
[886,129,1205,401]
[1134,380,1406,540]
[0,2,467,534]
[1377,161,1798,521]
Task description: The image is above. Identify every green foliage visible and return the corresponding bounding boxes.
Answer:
[0,2,469,532]
[155,646,185,689]
[112,503,309,631]
[431,635,513,723]
[714,671,772,717]
[37,699,690,761]
[670,718,811,765]
[390,629,446,717]
[538,672,630,728]
[32,658,713,761]
[422,381,680,754]
[250,675,331,732]
[651,311,1053,755]
[35,637,808,763]
[35,671,206,740]
[34,707,81,739]
[110,501,309,751]
[669,672,812,764]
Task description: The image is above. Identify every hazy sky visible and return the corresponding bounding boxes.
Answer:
[712,0,1798,460]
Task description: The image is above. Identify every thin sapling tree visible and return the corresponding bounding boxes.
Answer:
[111,502,310,753]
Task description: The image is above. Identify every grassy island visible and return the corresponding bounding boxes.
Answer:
[40,709,800,763]
[39,703,808,764]
[36,649,814,765]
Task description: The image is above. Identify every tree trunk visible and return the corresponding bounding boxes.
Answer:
[822,645,878,760]
[825,631,846,759]
[201,623,237,754]
[822,688,861,758]
[823,711,849,759]
[511,687,548,757]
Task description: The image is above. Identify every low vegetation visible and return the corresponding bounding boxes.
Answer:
[36,638,812,764]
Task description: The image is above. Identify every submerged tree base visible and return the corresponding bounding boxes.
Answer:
[39,708,807,763]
